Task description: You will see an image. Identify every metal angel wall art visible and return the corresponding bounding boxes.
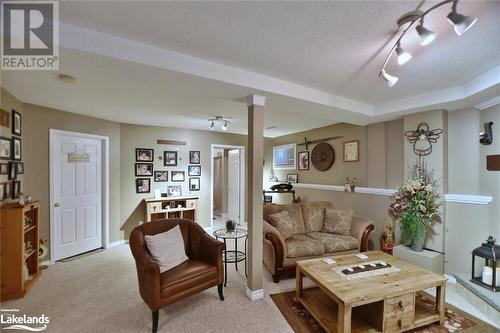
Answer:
[405,122,443,157]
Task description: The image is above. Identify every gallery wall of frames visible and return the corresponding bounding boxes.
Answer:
[134,146,201,197]
[0,108,24,201]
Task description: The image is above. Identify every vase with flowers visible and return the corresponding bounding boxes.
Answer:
[389,161,441,252]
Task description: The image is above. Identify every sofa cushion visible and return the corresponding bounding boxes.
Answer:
[322,208,354,235]
[306,232,358,253]
[263,203,305,234]
[285,234,325,258]
[268,210,295,240]
[160,259,218,298]
[300,201,335,232]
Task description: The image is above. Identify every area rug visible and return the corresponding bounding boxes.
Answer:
[270,288,498,333]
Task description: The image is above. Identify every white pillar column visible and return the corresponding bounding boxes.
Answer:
[246,94,265,301]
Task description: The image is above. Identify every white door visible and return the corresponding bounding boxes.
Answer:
[52,133,102,261]
[227,149,241,223]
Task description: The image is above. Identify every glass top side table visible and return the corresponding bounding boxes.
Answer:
[213,227,248,287]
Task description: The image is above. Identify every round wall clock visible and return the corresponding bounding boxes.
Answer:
[311,142,335,171]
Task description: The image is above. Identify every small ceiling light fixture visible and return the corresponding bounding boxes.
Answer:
[381,70,399,88]
[416,22,436,46]
[447,1,478,36]
[396,43,412,65]
[208,116,230,131]
[378,0,478,88]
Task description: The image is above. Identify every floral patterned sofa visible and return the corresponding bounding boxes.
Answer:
[263,201,374,282]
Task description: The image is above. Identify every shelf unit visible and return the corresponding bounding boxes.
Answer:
[144,196,199,223]
[1,201,41,301]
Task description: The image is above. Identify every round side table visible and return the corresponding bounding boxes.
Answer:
[213,228,248,287]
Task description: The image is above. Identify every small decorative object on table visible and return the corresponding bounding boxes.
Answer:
[471,236,500,292]
[225,219,236,232]
[390,160,441,252]
[349,177,357,192]
[344,177,350,192]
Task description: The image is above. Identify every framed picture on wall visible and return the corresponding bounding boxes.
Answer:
[171,171,185,182]
[12,180,20,199]
[343,140,359,162]
[0,182,3,201]
[0,109,9,128]
[3,182,11,199]
[188,165,201,176]
[135,163,153,176]
[8,162,16,180]
[136,178,151,193]
[0,137,11,160]
[286,174,298,183]
[12,137,21,161]
[167,185,182,197]
[136,148,154,162]
[154,171,168,182]
[189,178,200,191]
[0,163,8,174]
[189,151,200,164]
[298,151,309,170]
[164,151,178,166]
[16,162,24,174]
[12,110,21,136]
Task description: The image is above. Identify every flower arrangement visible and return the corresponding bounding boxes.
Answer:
[389,161,441,251]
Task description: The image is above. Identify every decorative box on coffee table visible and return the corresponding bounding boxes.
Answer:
[295,251,447,333]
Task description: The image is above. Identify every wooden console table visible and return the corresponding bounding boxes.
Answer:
[144,196,199,223]
[296,251,447,333]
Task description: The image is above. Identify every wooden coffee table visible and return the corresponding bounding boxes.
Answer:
[295,251,447,333]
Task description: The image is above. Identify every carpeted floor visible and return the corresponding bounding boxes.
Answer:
[1,244,498,332]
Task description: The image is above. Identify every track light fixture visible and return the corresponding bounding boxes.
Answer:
[379,0,478,87]
[208,116,230,131]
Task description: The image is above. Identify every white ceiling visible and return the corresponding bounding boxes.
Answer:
[2,1,499,137]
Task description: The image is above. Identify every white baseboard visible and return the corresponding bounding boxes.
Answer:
[107,240,127,248]
[245,287,264,301]
[40,260,52,267]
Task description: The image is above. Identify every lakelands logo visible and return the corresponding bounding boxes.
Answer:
[1,1,59,70]
[1,309,49,331]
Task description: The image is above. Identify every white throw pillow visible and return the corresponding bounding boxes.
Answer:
[144,225,189,273]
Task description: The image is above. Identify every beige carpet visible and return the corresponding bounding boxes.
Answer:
[1,244,294,333]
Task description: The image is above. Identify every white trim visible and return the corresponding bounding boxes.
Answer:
[246,95,266,107]
[40,260,53,267]
[292,182,397,196]
[210,144,246,230]
[445,194,493,205]
[475,95,500,111]
[245,287,264,301]
[444,274,457,284]
[107,240,127,248]
[49,129,110,264]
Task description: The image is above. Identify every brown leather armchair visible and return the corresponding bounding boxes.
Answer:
[130,218,225,333]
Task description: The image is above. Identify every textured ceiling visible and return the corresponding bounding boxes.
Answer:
[59,1,500,104]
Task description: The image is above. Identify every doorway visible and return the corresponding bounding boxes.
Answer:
[210,144,245,229]
[49,130,109,263]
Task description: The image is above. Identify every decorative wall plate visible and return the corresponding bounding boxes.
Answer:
[311,142,335,171]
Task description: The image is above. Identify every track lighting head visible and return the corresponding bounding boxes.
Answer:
[209,120,214,130]
[396,44,412,65]
[208,116,230,130]
[416,24,436,46]
[221,121,228,131]
[381,70,399,88]
[447,11,477,36]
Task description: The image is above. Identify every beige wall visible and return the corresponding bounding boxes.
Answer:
[21,102,121,259]
[119,123,247,239]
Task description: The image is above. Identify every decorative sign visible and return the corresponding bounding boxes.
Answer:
[343,140,359,162]
[68,153,90,163]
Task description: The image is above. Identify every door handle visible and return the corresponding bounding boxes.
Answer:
[54,202,61,207]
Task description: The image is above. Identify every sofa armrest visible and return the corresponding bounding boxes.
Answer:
[350,215,375,252]
[263,220,286,268]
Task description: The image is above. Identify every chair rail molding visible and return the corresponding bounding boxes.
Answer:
[274,182,493,205]
[445,194,493,205]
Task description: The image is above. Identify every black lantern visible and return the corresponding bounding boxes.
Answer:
[471,236,500,292]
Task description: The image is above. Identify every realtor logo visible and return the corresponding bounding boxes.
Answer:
[1,1,59,70]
